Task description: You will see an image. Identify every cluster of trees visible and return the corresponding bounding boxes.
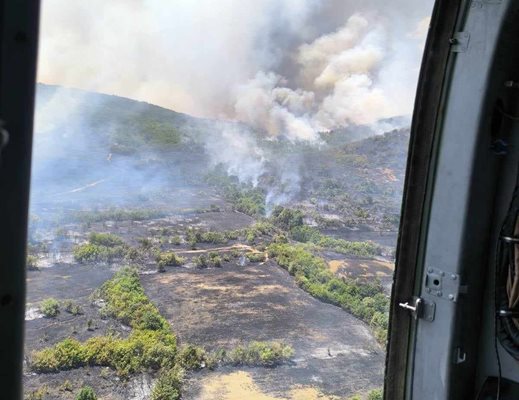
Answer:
[204,170,266,217]
[73,233,130,263]
[270,206,380,258]
[268,243,388,342]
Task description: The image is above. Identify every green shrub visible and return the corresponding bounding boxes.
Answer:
[228,341,293,367]
[176,345,207,370]
[88,232,124,247]
[76,386,97,400]
[27,255,39,271]
[26,386,48,400]
[185,228,201,246]
[151,366,183,400]
[40,298,60,318]
[199,231,228,244]
[270,206,304,230]
[156,251,185,269]
[367,389,383,400]
[242,222,277,244]
[139,238,153,249]
[246,252,265,263]
[170,235,182,245]
[63,300,83,316]
[225,230,240,240]
[194,252,222,268]
[73,243,127,263]
[208,252,222,267]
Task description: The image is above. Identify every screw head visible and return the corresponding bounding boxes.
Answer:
[448,294,455,301]
[451,274,457,280]
[437,291,443,297]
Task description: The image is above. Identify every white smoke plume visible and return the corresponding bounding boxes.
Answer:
[37,0,433,203]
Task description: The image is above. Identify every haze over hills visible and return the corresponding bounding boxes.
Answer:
[32,83,409,234]
[25,84,407,399]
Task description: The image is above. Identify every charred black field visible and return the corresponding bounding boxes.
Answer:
[24,85,407,400]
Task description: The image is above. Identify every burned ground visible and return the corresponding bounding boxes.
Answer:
[143,261,384,398]
[24,190,390,399]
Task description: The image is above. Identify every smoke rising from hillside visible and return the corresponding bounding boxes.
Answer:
[34,1,433,209]
[39,0,432,141]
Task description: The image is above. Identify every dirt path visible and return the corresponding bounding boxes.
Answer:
[175,243,259,255]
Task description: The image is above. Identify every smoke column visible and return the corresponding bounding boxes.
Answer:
[35,0,433,206]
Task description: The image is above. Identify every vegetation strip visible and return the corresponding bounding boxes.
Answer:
[31,267,294,399]
[267,243,389,342]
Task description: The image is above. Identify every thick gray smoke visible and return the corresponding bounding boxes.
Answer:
[37,0,433,206]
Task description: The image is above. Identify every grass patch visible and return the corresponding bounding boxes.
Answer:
[268,243,388,342]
